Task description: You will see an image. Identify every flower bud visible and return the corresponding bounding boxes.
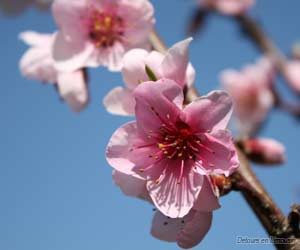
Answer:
[241,138,286,165]
[284,60,300,94]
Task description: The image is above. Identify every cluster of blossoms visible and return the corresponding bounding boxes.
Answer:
[17,0,289,248]
[107,79,239,248]
[18,0,241,247]
[20,0,155,111]
[105,37,240,247]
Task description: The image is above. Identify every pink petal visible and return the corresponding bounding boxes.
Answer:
[284,61,300,93]
[52,31,93,72]
[56,70,88,112]
[122,49,164,89]
[151,210,196,242]
[106,121,156,178]
[87,41,125,72]
[151,210,213,249]
[161,38,193,87]
[196,130,239,177]
[177,211,212,249]
[19,31,53,47]
[193,176,220,212]
[119,0,155,45]
[52,0,86,38]
[147,164,204,218]
[112,170,151,202]
[103,87,136,116]
[185,63,196,87]
[133,79,184,135]
[19,33,57,84]
[183,91,233,132]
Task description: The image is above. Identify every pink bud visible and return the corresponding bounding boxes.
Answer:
[283,61,300,94]
[242,138,286,165]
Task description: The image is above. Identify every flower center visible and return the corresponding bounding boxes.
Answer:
[131,107,216,184]
[156,120,206,161]
[88,10,124,48]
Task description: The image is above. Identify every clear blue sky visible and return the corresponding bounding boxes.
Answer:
[1,1,300,250]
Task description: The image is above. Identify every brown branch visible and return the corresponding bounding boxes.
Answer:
[232,148,300,250]
[149,30,300,250]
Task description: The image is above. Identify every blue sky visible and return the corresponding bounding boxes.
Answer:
[1,1,300,250]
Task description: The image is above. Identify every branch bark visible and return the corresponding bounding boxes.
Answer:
[149,30,300,250]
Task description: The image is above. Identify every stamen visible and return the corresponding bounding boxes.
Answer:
[177,160,185,184]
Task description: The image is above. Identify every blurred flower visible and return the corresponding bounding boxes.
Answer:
[19,31,88,112]
[220,57,275,136]
[0,0,52,16]
[283,60,300,94]
[198,0,255,16]
[239,138,286,165]
[106,79,239,219]
[103,38,195,116]
[51,0,155,72]
[113,170,220,249]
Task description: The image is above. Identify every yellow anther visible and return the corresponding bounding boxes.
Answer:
[104,16,112,28]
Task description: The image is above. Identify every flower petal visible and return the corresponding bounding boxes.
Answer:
[112,170,151,202]
[56,70,88,112]
[151,210,213,249]
[122,49,164,89]
[52,31,93,72]
[183,90,233,132]
[147,162,204,218]
[151,210,196,242]
[106,121,156,178]
[185,63,196,87]
[19,35,57,84]
[133,79,184,135]
[177,211,212,249]
[196,130,239,177]
[193,176,220,212]
[161,38,193,87]
[19,31,53,47]
[103,87,135,116]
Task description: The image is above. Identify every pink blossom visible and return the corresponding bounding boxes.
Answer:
[113,170,220,248]
[242,138,286,165]
[0,0,52,15]
[283,60,300,93]
[106,79,239,218]
[19,31,88,112]
[51,0,155,72]
[220,57,275,135]
[199,0,255,16]
[103,38,195,116]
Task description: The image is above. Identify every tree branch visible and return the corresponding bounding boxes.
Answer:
[149,30,300,250]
